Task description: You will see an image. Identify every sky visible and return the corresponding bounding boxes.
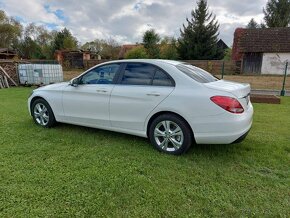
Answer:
[0,0,267,46]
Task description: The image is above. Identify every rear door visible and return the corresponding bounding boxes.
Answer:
[110,62,175,131]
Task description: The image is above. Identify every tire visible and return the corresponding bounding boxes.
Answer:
[31,99,56,128]
[149,114,193,155]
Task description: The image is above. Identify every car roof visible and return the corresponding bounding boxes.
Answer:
[102,59,183,66]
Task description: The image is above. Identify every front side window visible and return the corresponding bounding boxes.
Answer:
[121,63,156,85]
[80,63,120,85]
[176,64,218,83]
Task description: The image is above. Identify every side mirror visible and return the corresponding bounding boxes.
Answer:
[69,78,79,87]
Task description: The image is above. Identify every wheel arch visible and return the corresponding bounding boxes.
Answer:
[146,111,196,143]
[30,96,49,116]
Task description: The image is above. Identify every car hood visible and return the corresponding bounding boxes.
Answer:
[35,82,69,91]
[204,80,250,98]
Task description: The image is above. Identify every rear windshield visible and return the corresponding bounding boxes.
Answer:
[176,64,218,83]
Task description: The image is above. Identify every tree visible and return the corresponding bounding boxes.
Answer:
[52,28,78,51]
[82,38,120,59]
[143,29,160,58]
[18,36,43,59]
[0,10,22,48]
[160,37,179,60]
[247,18,260,29]
[101,38,121,59]
[263,0,290,27]
[22,23,54,59]
[177,0,222,60]
[125,46,148,59]
[81,39,104,54]
[223,48,232,61]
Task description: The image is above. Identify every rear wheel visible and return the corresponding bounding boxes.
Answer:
[31,99,56,128]
[149,114,193,155]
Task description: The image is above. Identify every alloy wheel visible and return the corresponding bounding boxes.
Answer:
[33,103,49,126]
[154,120,184,152]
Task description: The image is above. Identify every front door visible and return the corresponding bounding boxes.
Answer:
[62,63,121,127]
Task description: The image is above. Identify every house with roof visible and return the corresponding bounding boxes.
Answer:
[232,27,290,75]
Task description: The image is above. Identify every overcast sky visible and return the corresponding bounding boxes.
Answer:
[0,0,267,46]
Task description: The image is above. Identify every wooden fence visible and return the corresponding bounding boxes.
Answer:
[182,60,240,75]
[83,59,241,75]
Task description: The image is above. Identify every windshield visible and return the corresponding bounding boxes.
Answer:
[176,63,218,83]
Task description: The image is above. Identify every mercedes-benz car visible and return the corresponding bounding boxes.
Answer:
[28,59,253,155]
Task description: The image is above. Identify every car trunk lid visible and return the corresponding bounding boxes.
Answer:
[204,80,251,109]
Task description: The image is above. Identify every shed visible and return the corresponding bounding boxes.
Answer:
[0,48,18,60]
[55,50,92,68]
[232,27,290,74]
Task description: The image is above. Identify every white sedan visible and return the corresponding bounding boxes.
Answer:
[28,59,253,155]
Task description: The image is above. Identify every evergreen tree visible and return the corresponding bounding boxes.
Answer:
[247,18,260,29]
[143,29,160,58]
[177,0,222,60]
[52,28,78,51]
[263,0,290,27]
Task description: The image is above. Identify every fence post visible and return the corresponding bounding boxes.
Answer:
[280,61,288,96]
[221,61,225,79]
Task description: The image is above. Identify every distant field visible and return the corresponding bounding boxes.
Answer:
[63,70,290,90]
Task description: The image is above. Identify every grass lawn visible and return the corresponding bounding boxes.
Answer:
[0,88,289,217]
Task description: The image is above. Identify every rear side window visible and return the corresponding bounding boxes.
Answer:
[152,69,174,86]
[121,63,156,85]
[176,64,218,83]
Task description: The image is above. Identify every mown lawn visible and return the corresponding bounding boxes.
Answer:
[0,88,289,217]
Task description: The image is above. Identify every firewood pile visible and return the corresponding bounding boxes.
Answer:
[0,60,19,89]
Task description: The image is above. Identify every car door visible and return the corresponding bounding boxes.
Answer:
[62,63,121,127]
[110,62,175,131]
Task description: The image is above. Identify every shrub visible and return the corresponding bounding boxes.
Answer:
[125,46,148,59]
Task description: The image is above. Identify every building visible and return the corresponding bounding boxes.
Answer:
[217,39,229,52]
[0,48,18,59]
[55,49,97,68]
[232,27,290,74]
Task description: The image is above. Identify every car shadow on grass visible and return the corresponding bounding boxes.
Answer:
[52,123,251,160]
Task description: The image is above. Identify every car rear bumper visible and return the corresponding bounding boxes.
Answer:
[190,103,253,144]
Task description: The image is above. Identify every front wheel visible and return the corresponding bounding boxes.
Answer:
[149,114,193,155]
[31,99,56,128]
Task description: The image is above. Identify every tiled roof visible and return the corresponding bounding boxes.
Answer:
[238,27,290,53]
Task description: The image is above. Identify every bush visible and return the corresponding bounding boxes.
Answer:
[125,46,148,59]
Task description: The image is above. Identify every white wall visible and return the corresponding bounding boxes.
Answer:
[261,53,290,75]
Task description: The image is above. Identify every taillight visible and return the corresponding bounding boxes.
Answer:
[210,96,244,114]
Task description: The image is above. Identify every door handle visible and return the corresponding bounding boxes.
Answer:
[96,89,108,93]
[146,93,160,97]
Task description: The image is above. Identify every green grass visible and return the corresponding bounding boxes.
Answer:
[0,88,289,217]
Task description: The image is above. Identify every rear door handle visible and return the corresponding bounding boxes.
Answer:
[146,92,160,97]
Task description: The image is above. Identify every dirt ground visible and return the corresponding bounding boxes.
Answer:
[63,70,290,90]
[63,70,84,81]
[220,75,289,90]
